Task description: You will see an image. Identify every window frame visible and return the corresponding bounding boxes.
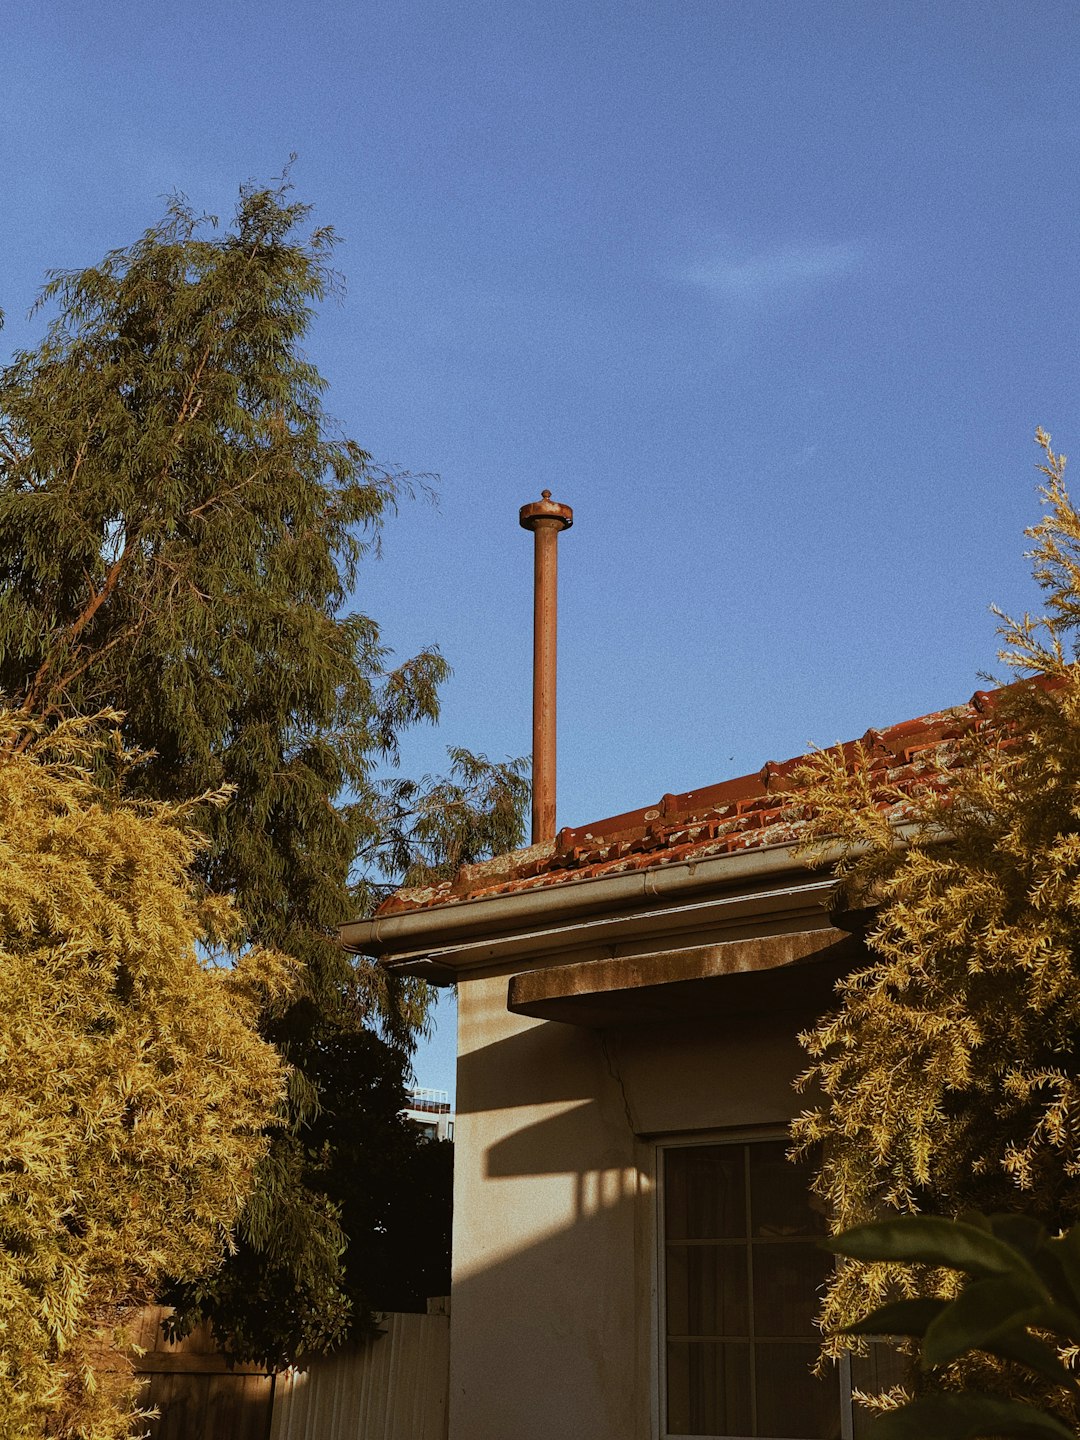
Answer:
[655,1129,854,1440]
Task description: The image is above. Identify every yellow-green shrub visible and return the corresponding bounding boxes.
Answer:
[0,713,288,1438]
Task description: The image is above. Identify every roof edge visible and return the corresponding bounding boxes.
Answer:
[367,675,1067,925]
[341,835,863,960]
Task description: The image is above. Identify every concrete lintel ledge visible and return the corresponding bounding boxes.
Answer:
[507,927,861,1026]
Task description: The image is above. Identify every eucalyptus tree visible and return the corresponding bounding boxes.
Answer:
[0,181,528,1361]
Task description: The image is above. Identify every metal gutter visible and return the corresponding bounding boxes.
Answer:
[365,877,839,974]
[340,837,858,963]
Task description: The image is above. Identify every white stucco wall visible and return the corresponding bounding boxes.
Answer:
[448,960,824,1440]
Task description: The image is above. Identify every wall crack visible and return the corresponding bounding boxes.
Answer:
[599,1030,638,1135]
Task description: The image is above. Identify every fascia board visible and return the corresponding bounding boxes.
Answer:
[340,825,925,979]
[380,876,841,975]
[341,840,838,963]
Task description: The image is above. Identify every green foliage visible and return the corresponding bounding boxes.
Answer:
[163,1011,454,1367]
[0,175,439,1014]
[369,744,531,897]
[0,178,528,1364]
[0,712,287,1439]
[865,1394,1074,1440]
[830,1211,1080,1437]
[793,430,1080,1422]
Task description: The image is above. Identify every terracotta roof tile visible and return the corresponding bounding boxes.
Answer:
[375,678,1057,918]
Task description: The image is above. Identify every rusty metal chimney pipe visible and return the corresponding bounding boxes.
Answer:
[519,490,573,844]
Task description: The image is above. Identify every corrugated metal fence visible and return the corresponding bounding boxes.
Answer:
[132,1304,450,1440]
[271,1307,450,1440]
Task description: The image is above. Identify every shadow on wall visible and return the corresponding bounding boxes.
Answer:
[445,990,845,1440]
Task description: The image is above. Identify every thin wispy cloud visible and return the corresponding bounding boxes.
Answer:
[682,240,862,302]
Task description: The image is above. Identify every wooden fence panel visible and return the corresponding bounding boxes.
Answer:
[128,1305,449,1440]
[270,1310,450,1440]
[131,1307,274,1440]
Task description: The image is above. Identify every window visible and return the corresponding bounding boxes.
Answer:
[661,1138,840,1439]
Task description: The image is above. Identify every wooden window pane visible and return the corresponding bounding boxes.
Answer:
[749,1142,827,1239]
[666,1341,752,1436]
[751,1242,831,1339]
[850,1345,910,1438]
[754,1343,841,1439]
[666,1146,746,1241]
[664,1142,841,1437]
[667,1242,749,1338]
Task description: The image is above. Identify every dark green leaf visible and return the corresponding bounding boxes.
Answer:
[827,1216,1038,1280]
[843,1297,948,1337]
[1050,1229,1080,1313]
[988,1214,1051,1258]
[921,1277,1049,1369]
[982,1328,1079,1393]
[870,1392,1076,1440]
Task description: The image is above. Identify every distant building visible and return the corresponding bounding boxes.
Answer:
[401,1085,455,1142]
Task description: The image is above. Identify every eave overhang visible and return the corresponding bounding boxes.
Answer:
[340,839,862,995]
[335,678,1026,1023]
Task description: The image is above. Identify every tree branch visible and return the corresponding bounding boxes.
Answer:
[19,546,130,718]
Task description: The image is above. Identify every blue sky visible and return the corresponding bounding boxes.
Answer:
[4,2,1079,1094]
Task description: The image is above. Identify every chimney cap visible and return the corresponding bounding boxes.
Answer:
[520,490,573,532]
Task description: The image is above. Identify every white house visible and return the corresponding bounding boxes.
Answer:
[402,1085,456,1143]
[341,691,985,1440]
